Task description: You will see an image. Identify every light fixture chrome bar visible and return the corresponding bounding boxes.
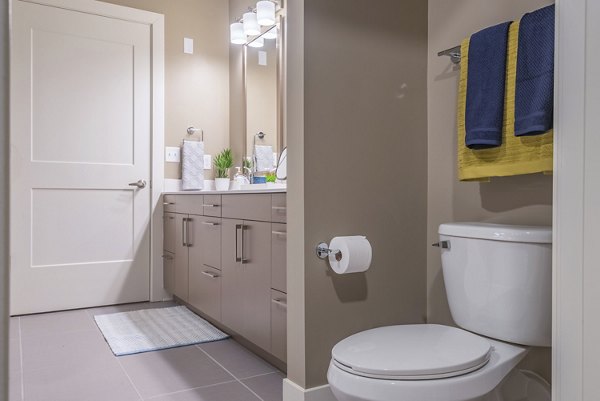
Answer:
[438,45,462,65]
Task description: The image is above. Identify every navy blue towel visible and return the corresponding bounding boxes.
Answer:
[465,22,512,149]
[515,5,555,136]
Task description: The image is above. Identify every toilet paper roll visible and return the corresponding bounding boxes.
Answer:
[328,236,372,274]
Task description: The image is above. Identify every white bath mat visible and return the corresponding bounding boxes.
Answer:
[94,305,229,356]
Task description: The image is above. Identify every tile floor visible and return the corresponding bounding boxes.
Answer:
[9,302,285,401]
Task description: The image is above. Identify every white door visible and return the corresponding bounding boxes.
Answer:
[10,1,153,315]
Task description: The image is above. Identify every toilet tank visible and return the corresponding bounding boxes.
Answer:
[438,223,552,347]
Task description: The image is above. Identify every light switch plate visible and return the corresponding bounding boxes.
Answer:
[204,154,212,169]
[165,147,181,163]
[184,38,194,54]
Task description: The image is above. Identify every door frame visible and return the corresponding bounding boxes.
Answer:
[12,0,167,304]
[554,0,600,400]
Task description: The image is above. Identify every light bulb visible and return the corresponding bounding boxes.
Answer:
[256,1,276,26]
[243,12,261,36]
[248,37,264,48]
[230,22,246,45]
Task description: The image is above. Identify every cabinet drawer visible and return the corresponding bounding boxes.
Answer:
[271,194,287,223]
[163,213,176,254]
[201,216,222,270]
[271,290,287,363]
[163,195,177,213]
[271,223,286,293]
[175,195,204,215]
[222,194,272,221]
[203,195,222,217]
[163,252,175,294]
[189,265,221,321]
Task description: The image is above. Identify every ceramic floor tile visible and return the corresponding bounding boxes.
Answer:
[241,372,285,401]
[9,338,21,373]
[198,340,278,379]
[147,381,260,401]
[86,301,178,318]
[119,345,234,399]
[19,309,96,338]
[21,327,113,371]
[22,357,140,401]
[9,370,23,401]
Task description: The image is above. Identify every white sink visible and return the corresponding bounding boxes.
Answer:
[240,183,287,190]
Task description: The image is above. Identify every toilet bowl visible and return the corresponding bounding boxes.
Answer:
[328,223,552,401]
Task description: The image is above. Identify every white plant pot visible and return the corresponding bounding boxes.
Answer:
[215,178,230,191]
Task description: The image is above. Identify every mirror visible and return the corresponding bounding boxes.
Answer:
[276,147,287,180]
[243,18,285,172]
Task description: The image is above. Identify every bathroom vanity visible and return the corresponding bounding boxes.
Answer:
[162,190,287,369]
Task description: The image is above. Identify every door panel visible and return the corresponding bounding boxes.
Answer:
[200,216,222,270]
[163,213,176,254]
[221,218,244,334]
[271,290,287,362]
[189,265,221,321]
[271,223,287,293]
[10,1,152,314]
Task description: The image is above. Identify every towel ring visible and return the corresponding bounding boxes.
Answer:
[187,126,204,142]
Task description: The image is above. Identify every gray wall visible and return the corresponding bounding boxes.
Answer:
[100,0,230,180]
[287,0,429,388]
[427,0,554,381]
[1,0,8,399]
[229,0,247,166]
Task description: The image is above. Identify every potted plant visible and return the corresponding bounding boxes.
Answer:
[214,148,233,191]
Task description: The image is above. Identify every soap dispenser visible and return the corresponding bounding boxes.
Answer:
[232,166,249,190]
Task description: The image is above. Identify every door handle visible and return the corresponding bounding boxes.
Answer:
[186,218,193,247]
[235,224,242,263]
[129,179,147,189]
[241,224,249,265]
[201,271,220,279]
[182,218,188,247]
[201,221,219,226]
[202,204,220,208]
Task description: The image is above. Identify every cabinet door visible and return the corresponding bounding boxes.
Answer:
[189,265,221,321]
[271,194,287,223]
[240,220,272,351]
[221,218,244,334]
[174,214,190,301]
[271,223,286,293]
[163,213,176,254]
[271,290,287,362]
[163,252,175,294]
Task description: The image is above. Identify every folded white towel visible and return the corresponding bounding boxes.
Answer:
[182,140,204,190]
[255,145,274,172]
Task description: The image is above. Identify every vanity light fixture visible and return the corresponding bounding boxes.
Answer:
[247,36,264,48]
[243,11,261,36]
[262,25,278,40]
[256,1,276,26]
[230,21,246,45]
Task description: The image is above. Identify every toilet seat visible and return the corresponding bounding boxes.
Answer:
[332,324,493,380]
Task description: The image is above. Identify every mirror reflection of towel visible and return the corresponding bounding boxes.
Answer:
[182,140,204,190]
[255,145,274,172]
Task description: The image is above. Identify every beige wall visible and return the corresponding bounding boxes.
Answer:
[287,0,429,388]
[427,0,554,381]
[101,0,230,179]
[229,0,248,166]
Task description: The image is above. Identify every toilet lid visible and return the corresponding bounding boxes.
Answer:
[332,324,493,380]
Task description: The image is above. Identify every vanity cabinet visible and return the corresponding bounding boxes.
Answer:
[162,192,287,365]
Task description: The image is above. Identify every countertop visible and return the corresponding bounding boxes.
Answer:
[162,188,287,195]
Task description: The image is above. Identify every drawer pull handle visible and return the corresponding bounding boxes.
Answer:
[201,222,220,226]
[272,231,287,237]
[163,202,175,205]
[272,206,286,211]
[202,204,220,208]
[272,298,287,308]
[163,216,175,220]
[161,254,173,260]
[201,271,220,279]
[235,224,242,263]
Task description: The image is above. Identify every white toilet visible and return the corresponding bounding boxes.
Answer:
[328,223,552,401]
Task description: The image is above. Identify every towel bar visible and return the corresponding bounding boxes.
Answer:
[438,45,462,64]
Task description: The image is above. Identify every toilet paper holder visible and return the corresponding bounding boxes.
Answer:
[316,242,343,261]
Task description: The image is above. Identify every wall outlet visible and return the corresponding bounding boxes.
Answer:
[183,38,194,54]
[165,147,181,163]
[204,154,212,169]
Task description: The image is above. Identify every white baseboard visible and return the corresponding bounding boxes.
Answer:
[283,379,337,401]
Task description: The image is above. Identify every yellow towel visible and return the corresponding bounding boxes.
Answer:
[457,21,553,182]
